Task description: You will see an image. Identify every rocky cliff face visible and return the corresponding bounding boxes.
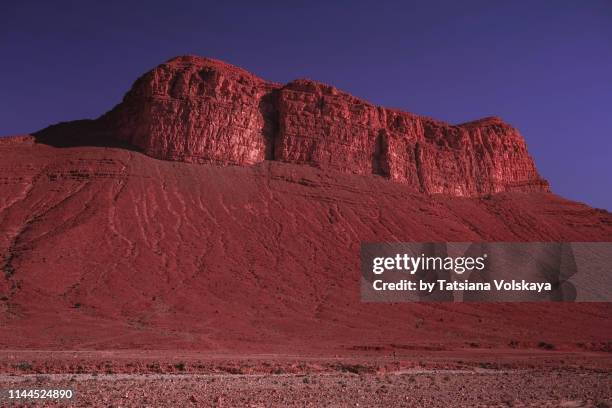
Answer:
[102,55,548,196]
[103,56,280,165]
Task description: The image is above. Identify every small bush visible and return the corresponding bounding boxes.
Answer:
[15,361,32,370]
[334,363,374,374]
[537,341,555,350]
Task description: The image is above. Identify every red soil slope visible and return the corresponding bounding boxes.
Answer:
[1,136,611,352]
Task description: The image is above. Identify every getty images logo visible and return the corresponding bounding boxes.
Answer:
[372,253,487,275]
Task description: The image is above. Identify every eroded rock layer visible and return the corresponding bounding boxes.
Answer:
[103,56,280,165]
[102,55,548,196]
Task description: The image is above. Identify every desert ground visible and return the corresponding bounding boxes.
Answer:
[1,349,610,407]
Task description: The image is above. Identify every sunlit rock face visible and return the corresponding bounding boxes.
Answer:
[104,56,280,166]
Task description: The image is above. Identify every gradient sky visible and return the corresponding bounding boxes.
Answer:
[1,1,610,209]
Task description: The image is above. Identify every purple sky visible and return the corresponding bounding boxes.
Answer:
[1,1,610,209]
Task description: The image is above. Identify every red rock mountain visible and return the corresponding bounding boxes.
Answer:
[101,56,548,197]
[0,56,610,351]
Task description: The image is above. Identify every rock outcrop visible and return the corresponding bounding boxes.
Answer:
[103,56,280,165]
[101,55,548,196]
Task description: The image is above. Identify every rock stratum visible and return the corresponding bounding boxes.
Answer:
[100,56,548,197]
[0,56,610,352]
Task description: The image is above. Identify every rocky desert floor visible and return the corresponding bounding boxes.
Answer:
[0,349,610,407]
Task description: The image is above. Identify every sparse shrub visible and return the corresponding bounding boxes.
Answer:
[174,361,186,371]
[537,341,555,350]
[334,363,372,374]
[15,361,32,370]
